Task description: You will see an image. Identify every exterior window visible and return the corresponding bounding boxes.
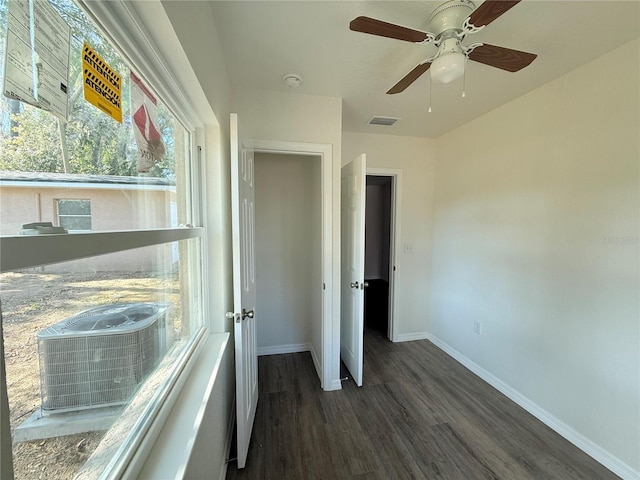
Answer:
[0,0,206,478]
[57,199,92,231]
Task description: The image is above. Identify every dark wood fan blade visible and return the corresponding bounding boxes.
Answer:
[387,63,431,94]
[468,0,520,27]
[350,16,429,43]
[468,43,536,72]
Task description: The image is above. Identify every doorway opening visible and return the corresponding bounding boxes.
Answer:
[364,174,395,341]
[252,139,339,392]
[254,152,322,365]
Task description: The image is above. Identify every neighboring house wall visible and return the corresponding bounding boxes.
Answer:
[0,185,175,272]
[431,39,640,474]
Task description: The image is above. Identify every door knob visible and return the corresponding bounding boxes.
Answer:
[226,309,255,323]
[361,281,369,289]
[350,281,359,289]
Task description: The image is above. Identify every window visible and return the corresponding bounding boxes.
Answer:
[0,0,207,478]
[57,199,92,231]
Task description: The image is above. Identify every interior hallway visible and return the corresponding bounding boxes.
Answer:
[226,329,617,480]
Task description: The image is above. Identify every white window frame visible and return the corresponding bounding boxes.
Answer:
[0,0,215,477]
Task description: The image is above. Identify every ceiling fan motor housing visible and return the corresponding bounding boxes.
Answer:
[428,0,475,38]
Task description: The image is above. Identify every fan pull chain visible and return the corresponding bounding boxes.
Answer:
[428,75,432,113]
[461,56,467,98]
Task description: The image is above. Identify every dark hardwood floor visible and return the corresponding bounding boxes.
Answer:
[226,329,619,480]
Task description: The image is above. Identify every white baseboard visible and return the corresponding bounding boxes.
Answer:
[395,332,430,342]
[219,397,236,480]
[426,334,640,480]
[257,343,311,356]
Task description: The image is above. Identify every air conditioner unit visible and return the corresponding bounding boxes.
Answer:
[37,302,172,413]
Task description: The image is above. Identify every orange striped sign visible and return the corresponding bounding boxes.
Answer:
[82,42,122,123]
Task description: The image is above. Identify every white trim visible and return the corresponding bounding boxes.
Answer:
[96,328,210,479]
[0,227,203,273]
[258,343,311,356]
[325,379,343,391]
[366,168,402,343]
[395,332,430,342]
[426,334,640,480]
[119,333,229,480]
[252,139,339,392]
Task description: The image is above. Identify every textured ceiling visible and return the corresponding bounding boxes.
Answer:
[203,1,639,138]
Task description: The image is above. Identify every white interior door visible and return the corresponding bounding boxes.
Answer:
[230,113,258,469]
[340,153,366,387]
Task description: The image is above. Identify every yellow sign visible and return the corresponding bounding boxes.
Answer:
[82,42,122,123]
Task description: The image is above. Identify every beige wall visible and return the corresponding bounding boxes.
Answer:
[342,132,436,339]
[431,38,640,474]
[0,186,174,272]
[0,186,174,233]
[233,88,342,163]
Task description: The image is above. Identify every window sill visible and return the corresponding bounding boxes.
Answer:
[134,332,232,479]
[0,227,203,273]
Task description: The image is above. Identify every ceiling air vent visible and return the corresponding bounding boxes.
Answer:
[368,116,400,126]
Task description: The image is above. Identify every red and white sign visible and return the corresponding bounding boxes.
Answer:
[131,72,164,173]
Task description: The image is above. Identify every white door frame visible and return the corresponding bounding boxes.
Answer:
[252,139,340,391]
[366,167,402,342]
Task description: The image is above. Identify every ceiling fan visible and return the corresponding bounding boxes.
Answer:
[349,0,537,94]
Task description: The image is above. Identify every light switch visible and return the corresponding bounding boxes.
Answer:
[404,243,414,254]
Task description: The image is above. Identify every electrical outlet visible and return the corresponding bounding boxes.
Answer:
[473,320,482,335]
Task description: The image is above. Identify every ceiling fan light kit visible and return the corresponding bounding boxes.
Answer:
[431,52,465,84]
[431,37,466,84]
[349,0,537,96]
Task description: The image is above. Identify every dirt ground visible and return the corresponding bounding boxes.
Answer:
[1,270,180,480]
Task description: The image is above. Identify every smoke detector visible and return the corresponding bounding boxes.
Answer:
[282,73,302,88]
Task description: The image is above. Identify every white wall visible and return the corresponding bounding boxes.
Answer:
[233,88,342,163]
[343,133,436,340]
[162,0,232,138]
[255,153,321,353]
[431,38,640,476]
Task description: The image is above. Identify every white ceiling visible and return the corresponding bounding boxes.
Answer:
[206,1,639,138]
